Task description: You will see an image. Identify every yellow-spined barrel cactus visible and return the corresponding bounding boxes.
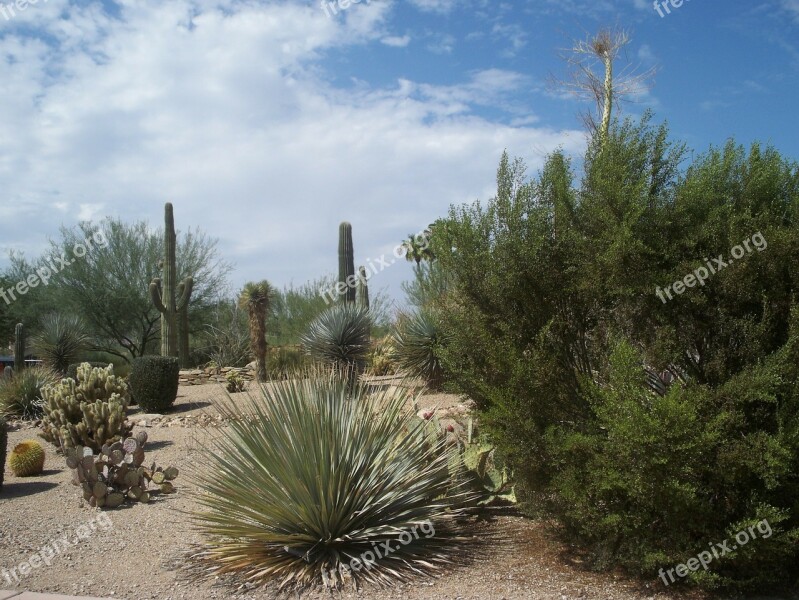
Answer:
[40,363,131,452]
[9,440,45,476]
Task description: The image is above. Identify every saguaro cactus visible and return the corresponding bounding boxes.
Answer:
[150,203,193,362]
[358,266,370,310]
[14,323,25,372]
[338,222,356,304]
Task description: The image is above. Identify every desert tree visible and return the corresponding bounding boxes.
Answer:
[239,280,274,382]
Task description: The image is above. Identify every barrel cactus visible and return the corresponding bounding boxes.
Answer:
[40,363,130,452]
[8,440,46,477]
[65,430,178,509]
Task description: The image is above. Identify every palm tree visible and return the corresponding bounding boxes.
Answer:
[238,280,274,382]
[400,228,435,266]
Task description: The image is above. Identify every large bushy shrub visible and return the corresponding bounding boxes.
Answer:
[128,356,179,412]
[431,114,799,592]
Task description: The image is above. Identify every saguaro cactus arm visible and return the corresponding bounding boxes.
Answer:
[149,278,166,313]
[176,277,193,311]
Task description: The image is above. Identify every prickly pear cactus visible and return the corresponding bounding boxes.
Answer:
[40,363,131,452]
[455,418,516,507]
[65,430,178,509]
[0,416,7,490]
[8,440,46,477]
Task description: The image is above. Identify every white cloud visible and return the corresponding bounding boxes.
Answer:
[0,0,583,300]
[381,34,410,47]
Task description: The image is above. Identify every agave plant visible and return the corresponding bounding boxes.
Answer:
[0,366,60,419]
[191,373,469,590]
[393,310,444,388]
[31,313,91,375]
[300,303,371,375]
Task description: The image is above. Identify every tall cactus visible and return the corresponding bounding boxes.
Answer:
[358,266,370,310]
[14,323,25,372]
[338,222,356,304]
[149,203,193,363]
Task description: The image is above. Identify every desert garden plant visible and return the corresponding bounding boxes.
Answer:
[8,439,46,476]
[393,310,444,388]
[225,370,245,393]
[0,365,59,419]
[31,313,91,374]
[191,372,469,590]
[0,416,7,490]
[128,356,180,412]
[301,303,371,376]
[40,363,130,452]
[238,280,274,382]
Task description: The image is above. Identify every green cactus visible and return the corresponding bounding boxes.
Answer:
[14,323,25,372]
[358,265,370,310]
[149,203,193,366]
[65,431,178,509]
[455,418,516,507]
[40,363,131,452]
[338,222,356,304]
[0,415,7,490]
[8,439,46,477]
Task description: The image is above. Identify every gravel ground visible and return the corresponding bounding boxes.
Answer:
[0,383,795,600]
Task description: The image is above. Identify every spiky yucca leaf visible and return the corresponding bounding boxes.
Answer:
[393,311,444,388]
[31,313,91,374]
[191,373,469,590]
[301,303,371,373]
[0,366,59,418]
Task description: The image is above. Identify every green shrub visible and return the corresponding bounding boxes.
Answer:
[393,311,444,388]
[432,117,799,592]
[192,373,469,590]
[266,346,308,380]
[300,303,371,375]
[0,366,60,419]
[66,362,112,382]
[40,363,130,451]
[31,314,91,374]
[225,370,245,393]
[128,356,180,413]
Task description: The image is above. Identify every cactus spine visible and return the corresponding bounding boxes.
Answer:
[14,323,24,372]
[150,203,193,363]
[338,222,356,304]
[8,440,46,477]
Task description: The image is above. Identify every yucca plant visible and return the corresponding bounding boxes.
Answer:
[300,303,371,375]
[191,373,469,590]
[239,281,274,382]
[31,313,91,375]
[0,366,60,419]
[393,310,444,389]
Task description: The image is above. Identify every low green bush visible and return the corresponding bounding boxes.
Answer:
[0,366,60,419]
[128,356,179,413]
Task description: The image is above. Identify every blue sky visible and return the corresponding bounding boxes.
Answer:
[0,0,797,309]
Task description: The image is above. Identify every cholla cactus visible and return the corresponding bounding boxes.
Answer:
[8,440,46,476]
[225,370,245,393]
[65,430,178,509]
[40,363,130,452]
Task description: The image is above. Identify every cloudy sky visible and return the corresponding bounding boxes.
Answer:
[0,0,797,306]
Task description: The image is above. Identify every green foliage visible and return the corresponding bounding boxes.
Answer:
[8,439,46,476]
[266,346,308,380]
[432,116,799,592]
[40,363,131,452]
[32,313,91,374]
[0,415,6,490]
[0,366,59,419]
[128,356,180,413]
[197,298,251,368]
[65,431,178,508]
[225,370,245,393]
[366,336,397,377]
[301,303,371,374]
[393,311,444,388]
[191,373,468,590]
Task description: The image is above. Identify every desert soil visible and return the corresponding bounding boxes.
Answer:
[0,382,795,600]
